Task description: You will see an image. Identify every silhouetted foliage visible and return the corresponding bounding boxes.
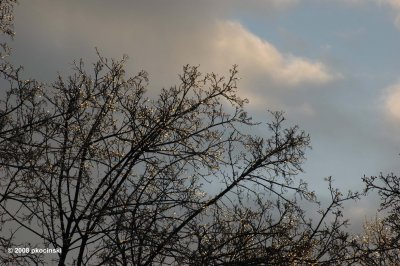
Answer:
[347,173,400,265]
[0,1,369,265]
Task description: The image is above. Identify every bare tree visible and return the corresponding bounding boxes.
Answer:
[0,1,361,265]
[348,173,400,265]
[0,54,360,265]
[0,0,16,38]
[0,1,48,264]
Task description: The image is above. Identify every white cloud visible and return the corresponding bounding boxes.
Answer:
[385,84,400,120]
[376,0,400,29]
[378,0,400,8]
[211,21,337,88]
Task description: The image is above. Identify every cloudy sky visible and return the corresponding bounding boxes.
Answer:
[10,0,400,229]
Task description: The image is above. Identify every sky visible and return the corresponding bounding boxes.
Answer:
[9,0,400,231]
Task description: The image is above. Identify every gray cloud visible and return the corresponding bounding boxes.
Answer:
[13,0,336,107]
